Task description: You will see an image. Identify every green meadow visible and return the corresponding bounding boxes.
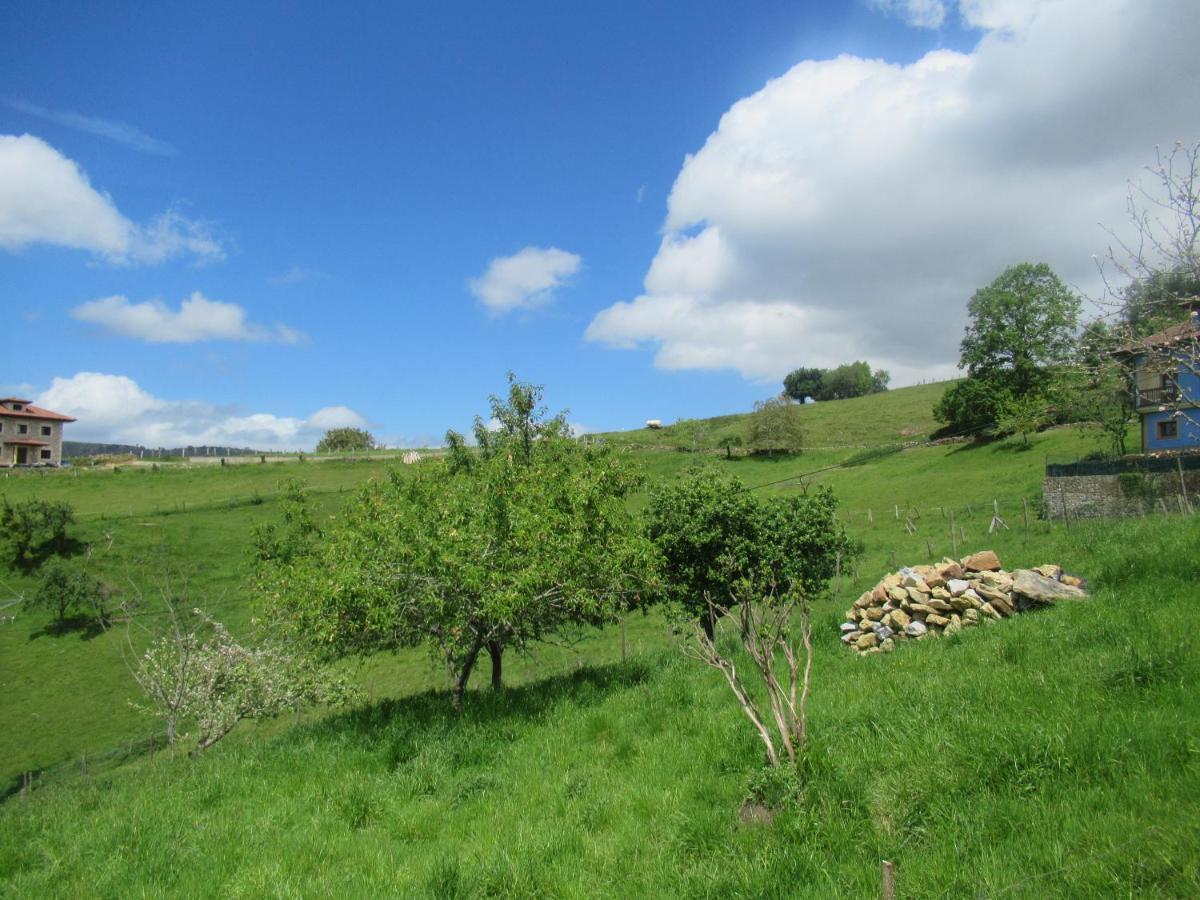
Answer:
[1,383,1197,896]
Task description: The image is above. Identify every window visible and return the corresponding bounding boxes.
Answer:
[1160,373,1180,402]
[1157,419,1179,440]
[39,449,52,461]
[17,423,27,435]
[40,425,51,436]
[11,404,22,411]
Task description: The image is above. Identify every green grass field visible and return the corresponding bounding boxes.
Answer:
[1,384,1197,896]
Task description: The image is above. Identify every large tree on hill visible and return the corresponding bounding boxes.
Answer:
[257,375,655,701]
[936,262,1080,435]
[782,362,890,402]
[746,396,804,455]
[315,427,376,453]
[783,367,825,402]
[958,262,1081,397]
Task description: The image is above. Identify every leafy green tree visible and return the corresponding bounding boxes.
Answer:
[784,362,889,403]
[645,467,760,640]
[995,394,1051,447]
[746,396,804,455]
[645,466,851,640]
[0,498,75,572]
[958,262,1081,398]
[933,378,1012,435]
[782,367,825,402]
[251,477,321,564]
[259,376,655,700]
[315,427,377,453]
[31,558,110,626]
[817,361,875,400]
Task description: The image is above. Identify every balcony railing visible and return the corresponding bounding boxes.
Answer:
[1137,386,1182,407]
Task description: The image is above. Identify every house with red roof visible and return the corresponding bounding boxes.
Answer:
[0,398,76,466]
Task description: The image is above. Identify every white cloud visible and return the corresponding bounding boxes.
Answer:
[71,292,306,344]
[4,99,177,156]
[306,406,367,430]
[587,0,1199,384]
[36,372,367,450]
[468,246,582,313]
[0,133,222,264]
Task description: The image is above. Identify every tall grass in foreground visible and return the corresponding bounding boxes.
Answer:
[2,514,1197,897]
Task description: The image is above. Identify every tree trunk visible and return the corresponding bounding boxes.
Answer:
[701,607,716,643]
[487,640,504,690]
[452,637,485,703]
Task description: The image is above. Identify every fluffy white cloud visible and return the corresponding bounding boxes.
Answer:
[71,292,306,344]
[586,0,1199,383]
[36,372,368,450]
[0,134,221,264]
[306,405,368,430]
[468,246,582,313]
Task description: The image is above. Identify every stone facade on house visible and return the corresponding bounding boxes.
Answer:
[0,398,76,466]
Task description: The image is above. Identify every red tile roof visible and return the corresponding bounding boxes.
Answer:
[0,402,76,422]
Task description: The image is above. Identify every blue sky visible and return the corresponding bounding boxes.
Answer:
[1,0,1195,448]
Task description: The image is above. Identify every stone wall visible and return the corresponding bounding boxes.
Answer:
[1042,469,1200,519]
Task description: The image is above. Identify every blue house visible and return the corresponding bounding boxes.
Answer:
[1127,313,1200,452]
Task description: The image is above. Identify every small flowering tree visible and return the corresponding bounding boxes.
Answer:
[130,610,359,752]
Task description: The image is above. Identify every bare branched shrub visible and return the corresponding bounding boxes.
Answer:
[686,584,813,768]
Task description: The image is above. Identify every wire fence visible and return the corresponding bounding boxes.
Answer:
[2,730,169,804]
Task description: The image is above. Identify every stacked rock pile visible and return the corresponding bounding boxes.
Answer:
[841,550,1087,655]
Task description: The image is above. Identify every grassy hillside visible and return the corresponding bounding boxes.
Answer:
[598,380,953,451]
[1,383,1196,894]
[0,412,1105,784]
[1,513,1197,896]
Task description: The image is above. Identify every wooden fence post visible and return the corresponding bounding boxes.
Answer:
[1022,497,1030,532]
[949,509,957,558]
[881,860,895,900]
[1178,458,1192,514]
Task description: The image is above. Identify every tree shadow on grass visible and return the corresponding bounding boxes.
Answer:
[313,655,661,747]
[9,537,89,575]
[26,614,107,642]
[945,438,996,456]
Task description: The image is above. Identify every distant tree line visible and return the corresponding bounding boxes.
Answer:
[782,361,890,403]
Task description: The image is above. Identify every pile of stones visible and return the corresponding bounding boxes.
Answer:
[841,550,1087,655]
